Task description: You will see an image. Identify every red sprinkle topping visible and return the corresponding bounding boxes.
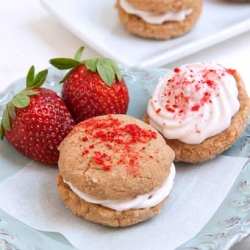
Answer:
[82,149,89,155]
[77,115,158,176]
[82,136,88,142]
[103,165,111,171]
[174,67,180,73]
[93,123,157,144]
[206,80,214,87]
[156,108,161,114]
[226,68,236,75]
[191,104,200,112]
[165,106,175,113]
[161,65,228,117]
[93,151,105,165]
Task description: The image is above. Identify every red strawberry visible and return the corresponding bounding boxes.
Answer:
[49,47,129,123]
[0,66,75,165]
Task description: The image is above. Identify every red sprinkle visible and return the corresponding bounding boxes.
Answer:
[93,151,104,165]
[82,136,88,142]
[165,106,175,113]
[206,80,214,87]
[103,165,111,171]
[191,104,200,112]
[174,67,180,73]
[226,68,236,75]
[156,108,161,114]
[82,149,89,155]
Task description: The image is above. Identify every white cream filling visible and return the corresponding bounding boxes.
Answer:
[120,0,192,24]
[64,163,175,211]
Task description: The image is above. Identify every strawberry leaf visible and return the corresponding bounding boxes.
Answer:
[0,66,47,137]
[26,66,35,88]
[107,59,122,81]
[50,48,123,86]
[75,46,85,61]
[0,123,4,139]
[26,66,48,89]
[7,102,16,119]
[32,69,48,88]
[97,58,115,86]
[50,58,82,70]
[85,58,98,72]
[12,94,30,108]
[2,108,11,131]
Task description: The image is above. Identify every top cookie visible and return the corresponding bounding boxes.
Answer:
[58,114,174,200]
[126,0,196,12]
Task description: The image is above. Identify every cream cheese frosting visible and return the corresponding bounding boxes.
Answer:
[147,62,240,144]
[63,163,175,211]
[119,0,192,24]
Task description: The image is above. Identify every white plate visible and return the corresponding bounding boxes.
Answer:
[41,0,250,67]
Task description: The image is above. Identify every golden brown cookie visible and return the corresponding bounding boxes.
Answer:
[116,0,203,40]
[144,70,250,163]
[57,114,175,227]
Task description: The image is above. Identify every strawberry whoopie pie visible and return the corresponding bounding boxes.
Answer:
[146,62,250,163]
[116,0,203,40]
[57,114,175,227]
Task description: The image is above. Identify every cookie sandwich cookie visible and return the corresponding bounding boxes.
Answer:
[146,62,250,163]
[57,114,175,227]
[116,0,203,40]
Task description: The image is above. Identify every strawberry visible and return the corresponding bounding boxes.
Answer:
[49,47,129,123]
[0,66,75,165]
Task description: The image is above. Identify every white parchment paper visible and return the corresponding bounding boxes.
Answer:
[0,155,247,250]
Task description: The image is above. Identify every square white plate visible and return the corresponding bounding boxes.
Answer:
[41,0,250,67]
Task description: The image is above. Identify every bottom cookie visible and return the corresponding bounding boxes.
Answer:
[57,175,169,227]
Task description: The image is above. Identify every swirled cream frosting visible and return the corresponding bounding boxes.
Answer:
[119,0,192,24]
[147,62,240,144]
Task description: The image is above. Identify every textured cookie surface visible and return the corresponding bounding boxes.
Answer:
[116,0,203,40]
[58,114,174,200]
[57,175,169,227]
[145,71,250,163]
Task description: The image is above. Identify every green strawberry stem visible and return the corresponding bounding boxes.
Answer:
[0,66,48,139]
[49,46,122,86]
